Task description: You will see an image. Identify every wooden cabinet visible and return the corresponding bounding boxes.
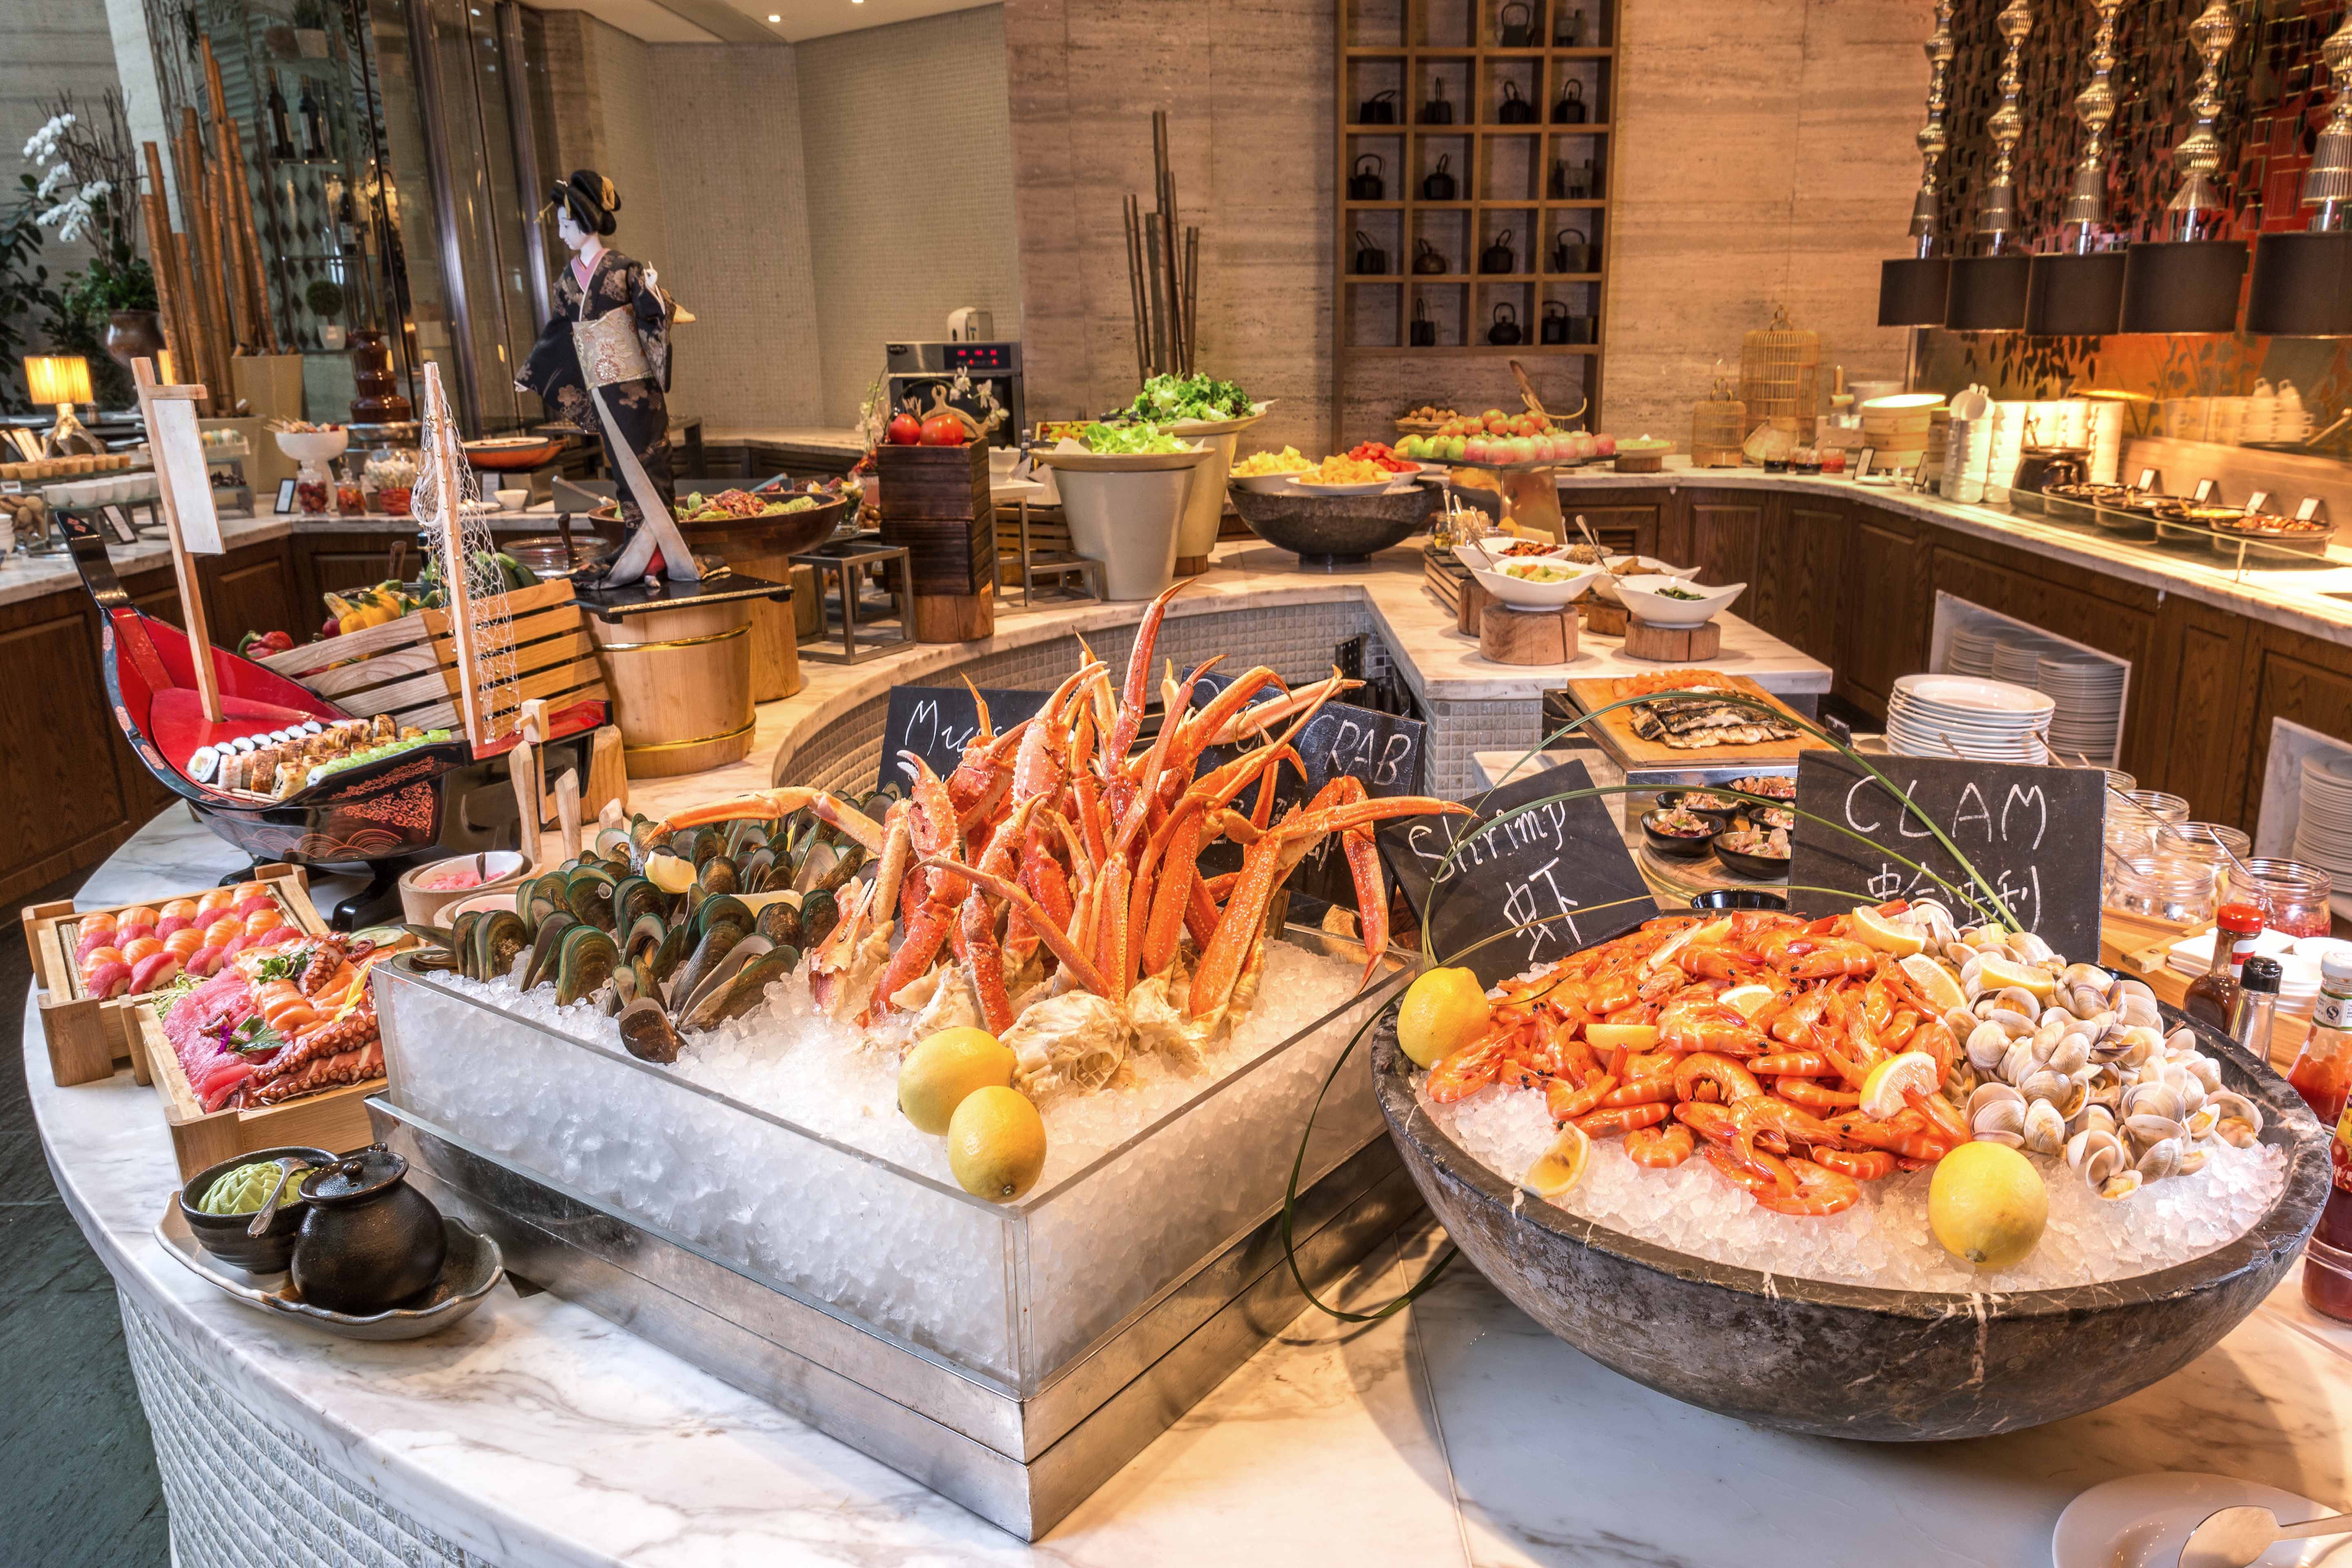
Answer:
[1679,491,1764,591]
[2241,625,2352,836]
[292,530,413,621]
[0,597,136,899]
[2140,596,2254,822]
[1837,510,1927,717]
[204,540,298,646]
[1567,500,1661,559]
[1750,497,1851,672]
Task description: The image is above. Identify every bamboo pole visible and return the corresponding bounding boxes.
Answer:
[136,144,192,400]
[219,116,278,354]
[177,109,237,365]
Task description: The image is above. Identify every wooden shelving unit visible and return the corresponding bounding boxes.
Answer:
[1332,0,1622,445]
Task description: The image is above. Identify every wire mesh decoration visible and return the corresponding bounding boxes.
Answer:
[416,363,517,749]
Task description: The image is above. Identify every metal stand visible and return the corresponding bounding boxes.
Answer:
[791,535,915,663]
[1013,499,1106,606]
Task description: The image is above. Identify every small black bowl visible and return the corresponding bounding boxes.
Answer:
[1711,831,1793,882]
[1641,810,1717,860]
[178,1145,338,1273]
[1655,789,1737,828]
[1688,888,1788,911]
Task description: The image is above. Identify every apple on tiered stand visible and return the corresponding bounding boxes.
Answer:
[1392,407,1618,468]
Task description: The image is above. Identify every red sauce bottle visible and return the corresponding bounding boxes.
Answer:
[2183,903,2264,1034]
[2289,952,2352,1125]
[2303,1105,2352,1322]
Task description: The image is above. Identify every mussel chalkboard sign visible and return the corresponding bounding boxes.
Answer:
[882,684,1050,787]
[1785,751,2106,959]
[1378,759,1655,986]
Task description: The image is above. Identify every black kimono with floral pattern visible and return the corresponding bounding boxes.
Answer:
[516,247,674,522]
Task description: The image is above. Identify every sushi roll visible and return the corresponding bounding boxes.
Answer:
[301,719,323,734]
[230,735,258,753]
[187,746,220,784]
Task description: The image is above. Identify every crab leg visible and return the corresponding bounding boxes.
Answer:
[918,854,1114,997]
[1108,579,1189,763]
[650,787,885,853]
[1204,673,1365,747]
[864,755,968,1018]
[1302,776,1391,987]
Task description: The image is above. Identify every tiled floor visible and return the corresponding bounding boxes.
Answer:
[3,873,169,1568]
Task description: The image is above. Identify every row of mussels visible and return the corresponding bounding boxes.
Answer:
[407,784,909,1064]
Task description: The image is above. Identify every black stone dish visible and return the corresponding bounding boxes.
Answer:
[1686,889,1788,911]
[1225,479,1437,568]
[293,1145,449,1314]
[1373,1002,2328,1440]
[1711,831,1791,882]
[1640,810,1717,860]
[156,1206,503,1341]
[1654,790,1737,829]
[177,1145,339,1273]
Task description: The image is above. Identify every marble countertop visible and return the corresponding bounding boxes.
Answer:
[27,807,2352,1566]
[1554,457,2352,647]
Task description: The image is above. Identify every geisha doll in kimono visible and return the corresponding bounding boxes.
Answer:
[517,169,697,584]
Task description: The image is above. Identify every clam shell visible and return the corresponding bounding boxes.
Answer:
[2207,1091,2263,1148]
[1998,1038,2039,1086]
[2135,1136,2184,1181]
[1986,1006,2038,1037]
[2185,1054,2222,1094]
[2018,1067,2071,1103]
[2097,1169,2145,1201]
[2070,1101,2118,1139]
[2021,1098,2067,1156]
[2116,993,2162,1030]
[2046,1033,2092,1077]
[2060,962,2113,992]
[1967,1081,2025,1117]
[2124,1111,2185,1150]
[2007,931,2056,966]
[1966,1020,2012,1071]
[2122,1082,2184,1124]
[2177,1146,2208,1176]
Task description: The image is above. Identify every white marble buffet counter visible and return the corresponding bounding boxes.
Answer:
[29,808,2352,1567]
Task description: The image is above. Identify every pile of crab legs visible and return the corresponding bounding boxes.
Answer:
[644,581,1471,1060]
[1425,906,1974,1218]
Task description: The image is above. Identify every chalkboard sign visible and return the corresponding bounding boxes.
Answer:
[881,684,1050,788]
[1376,759,1657,986]
[1784,751,2106,959]
[1186,670,1428,907]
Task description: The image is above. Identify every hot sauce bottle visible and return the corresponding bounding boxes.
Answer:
[2303,1102,2352,1322]
[2290,952,2352,1125]
[2184,902,2265,1034]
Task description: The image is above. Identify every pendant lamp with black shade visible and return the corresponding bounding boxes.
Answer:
[2025,0,2127,336]
[2245,11,2352,338]
[2118,1,2248,334]
[1945,0,2035,333]
[1878,1,1957,333]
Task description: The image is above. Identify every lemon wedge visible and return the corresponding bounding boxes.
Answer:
[1898,953,1967,1014]
[1716,982,1778,1021]
[1972,953,2057,1002]
[1586,1022,1659,1051]
[1859,1050,1941,1120]
[1851,905,1925,957]
[644,851,696,895]
[1522,1122,1591,1200]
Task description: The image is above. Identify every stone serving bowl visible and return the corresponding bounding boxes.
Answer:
[1372,1003,2328,1440]
[1227,479,1436,568]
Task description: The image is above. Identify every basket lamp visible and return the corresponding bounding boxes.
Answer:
[2025,0,2127,336]
[24,354,102,458]
[1946,0,2035,333]
[1877,0,1956,346]
[2119,1,2249,334]
[2245,10,2352,337]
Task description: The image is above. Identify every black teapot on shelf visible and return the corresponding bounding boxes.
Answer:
[1488,301,1524,345]
[1422,154,1458,201]
[1497,81,1536,124]
[1411,296,1437,346]
[1553,78,1587,123]
[1481,229,1519,274]
[1422,75,1453,124]
[1540,300,1570,344]
[1350,154,1385,200]
[1554,5,1585,45]
[1359,87,1397,124]
[1550,157,1594,199]
[1354,230,1390,275]
[1414,237,1450,274]
[1499,0,1537,46]
[1552,225,1594,272]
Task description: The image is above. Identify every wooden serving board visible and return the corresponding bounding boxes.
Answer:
[20,864,325,1088]
[134,1004,379,1180]
[1561,674,1829,768]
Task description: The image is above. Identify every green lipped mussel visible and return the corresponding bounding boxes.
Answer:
[555,925,620,1006]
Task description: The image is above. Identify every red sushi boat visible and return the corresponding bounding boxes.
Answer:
[64,509,470,869]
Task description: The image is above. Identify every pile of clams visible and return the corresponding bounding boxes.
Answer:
[407,787,901,1063]
[1913,904,2267,1202]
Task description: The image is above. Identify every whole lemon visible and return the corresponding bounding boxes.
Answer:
[898,1027,1018,1135]
[1929,1141,2049,1270]
[947,1086,1048,1204]
[1397,966,1491,1069]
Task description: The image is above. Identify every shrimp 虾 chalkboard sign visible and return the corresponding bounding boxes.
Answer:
[1784,751,2105,958]
[1377,759,1655,986]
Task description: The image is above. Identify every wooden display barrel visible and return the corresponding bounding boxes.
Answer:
[589,599,757,778]
[673,501,842,702]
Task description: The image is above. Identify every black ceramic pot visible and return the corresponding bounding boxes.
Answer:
[293,1145,448,1314]
[1639,810,1715,859]
[179,1145,340,1273]
[1373,1003,2328,1440]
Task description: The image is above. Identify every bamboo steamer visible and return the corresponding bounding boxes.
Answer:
[589,600,756,778]
[1737,305,1820,434]
[1860,392,1943,458]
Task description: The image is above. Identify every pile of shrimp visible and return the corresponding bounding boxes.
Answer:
[1422,904,1970,1218]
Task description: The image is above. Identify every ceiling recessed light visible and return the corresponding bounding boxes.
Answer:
[766,11,779,17]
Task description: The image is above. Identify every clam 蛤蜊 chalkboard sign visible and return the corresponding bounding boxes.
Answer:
[1784,751,2105,959]
[882,685,1050,788]
[1376,759,1656,986]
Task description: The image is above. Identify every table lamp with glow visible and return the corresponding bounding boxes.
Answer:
[24,354,102,457]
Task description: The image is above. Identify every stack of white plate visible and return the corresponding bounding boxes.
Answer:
[2293,752,2352,881]
[2038,655,2127,762]
[1885,673,2056,761]
[1945,624,2000,677]
[1989,635,2055,688]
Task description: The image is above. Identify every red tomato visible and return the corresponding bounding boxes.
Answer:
[920,412,967,446]
[886,412,924,445]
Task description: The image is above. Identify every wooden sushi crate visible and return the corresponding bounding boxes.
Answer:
[1561,674,1829,770]
[21,864,327,1088]
[255,577,607,740]
[133,1002,379,1181]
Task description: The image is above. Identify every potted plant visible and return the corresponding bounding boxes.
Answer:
[22,92,156,400]
[306,277,346,348]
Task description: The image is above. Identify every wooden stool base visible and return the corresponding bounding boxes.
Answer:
[1174,555,1210,577]
[912,584,996,643]
[1579,600,1630,637]
[1479,604,1579,665]
[1457,574,1492,636]
[1622,617,1722,662]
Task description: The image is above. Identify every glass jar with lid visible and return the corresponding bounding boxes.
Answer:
[2105,855,2222,925]
[2223,857,2334,939]
[2154,822,2254,893]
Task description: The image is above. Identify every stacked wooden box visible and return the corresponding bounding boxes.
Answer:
[878,442,996,641]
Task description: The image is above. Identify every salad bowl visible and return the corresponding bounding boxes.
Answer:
[1470,559,1604,609]
[1613,574,1745,626]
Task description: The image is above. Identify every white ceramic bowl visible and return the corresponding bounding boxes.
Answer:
[274,428,350,463]
[1230,470,1311,493]
[1452,539,1572,572]
[1470,562,1604,609]
[1613,573,1747,627]
[1595,556,1695,604]
[1290,477,1404,496]
[495,488,528,511]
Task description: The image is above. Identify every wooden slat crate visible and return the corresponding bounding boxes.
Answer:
[22,864,326,1087]
[255,578,606,739]
[878,443,996,596]
[135,1003,379,1180]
